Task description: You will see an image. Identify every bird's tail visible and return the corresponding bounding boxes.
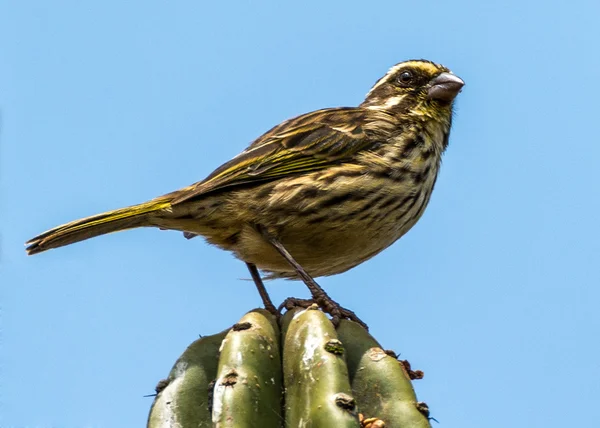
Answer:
[26,200,171,255]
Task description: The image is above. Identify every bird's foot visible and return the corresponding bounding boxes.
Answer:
[277,297,315,312]
[278,296,368,330]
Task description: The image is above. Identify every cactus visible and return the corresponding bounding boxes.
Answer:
[147,307,432,428]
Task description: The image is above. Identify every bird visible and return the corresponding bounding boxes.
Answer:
[26,59,464,329]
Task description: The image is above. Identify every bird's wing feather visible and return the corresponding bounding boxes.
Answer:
[169,107,375,205]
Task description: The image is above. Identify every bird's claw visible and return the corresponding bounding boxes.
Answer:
[278,296,368,330]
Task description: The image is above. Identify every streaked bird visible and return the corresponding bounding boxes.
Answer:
[26,59,464,329]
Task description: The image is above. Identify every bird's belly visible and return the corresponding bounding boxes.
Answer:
[234,182,433,278]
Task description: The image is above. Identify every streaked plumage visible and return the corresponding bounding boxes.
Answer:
[26,60,464,283]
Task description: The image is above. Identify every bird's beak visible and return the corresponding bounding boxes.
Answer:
[427,72,464,103]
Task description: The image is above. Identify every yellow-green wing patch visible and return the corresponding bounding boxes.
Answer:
[169,108,373,205]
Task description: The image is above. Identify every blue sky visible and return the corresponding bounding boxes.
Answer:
[2,1,599,427]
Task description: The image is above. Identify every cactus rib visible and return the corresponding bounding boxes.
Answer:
[281,307,361,427]
[212,309,283,427]
[337,320,432,428]
[147,329,229,427]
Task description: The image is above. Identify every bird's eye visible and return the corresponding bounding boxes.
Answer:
[398,71,414,85]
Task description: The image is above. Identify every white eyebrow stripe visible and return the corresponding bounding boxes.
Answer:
[365,63,405,97]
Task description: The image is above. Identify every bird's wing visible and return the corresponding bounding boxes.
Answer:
[169,107,377,205]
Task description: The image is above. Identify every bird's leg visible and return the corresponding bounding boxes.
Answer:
[256,225,368,330]
[245,262,278,316]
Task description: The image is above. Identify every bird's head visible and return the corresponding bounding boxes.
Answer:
[361,59,464,117]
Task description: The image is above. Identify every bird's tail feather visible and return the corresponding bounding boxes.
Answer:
[26,200,171,255]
